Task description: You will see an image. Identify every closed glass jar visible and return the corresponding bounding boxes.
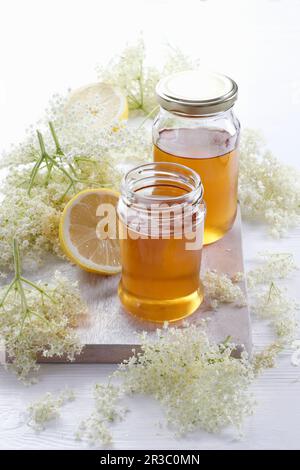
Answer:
[153,70,240,245]
[117,162,205,323]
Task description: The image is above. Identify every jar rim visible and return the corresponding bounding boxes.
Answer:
[121,161,203,208]
[156,70,238,116]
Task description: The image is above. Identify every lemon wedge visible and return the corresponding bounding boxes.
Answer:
[63,82,128,128]
[59,188,121,275]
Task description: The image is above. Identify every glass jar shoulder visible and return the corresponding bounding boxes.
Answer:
[153,108,240,158]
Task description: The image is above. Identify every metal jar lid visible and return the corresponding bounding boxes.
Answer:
[156,70,238,116]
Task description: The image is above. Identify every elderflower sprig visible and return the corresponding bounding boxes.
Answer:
[247,252,297,288]
[26,389,75,432]
[76,384,127,446]
[97,38,199,114]
[203,269,246,309]
[28,123,91,201]
[248,251,299,370]
[252,341,284,375]
[0,184,62,271]
[78,326,255,446]
[252,282,299,341]
[116,324,255,435]
[0,239,86,382]
[239,129,300,237]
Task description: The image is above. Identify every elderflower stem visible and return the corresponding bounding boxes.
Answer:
[37,130,47,157]
[59,182,74,202]
[28,133,46,195]
[13,238,22,279]
[27,127,79,198]
[127,92,141,107]
[139,63,144,109]
[12,240,29,315]
[0,279,15,307]
[20,277,56,303]
[49,121,63,157]
[8,239,60,336]
[0,238,22,307]
[11,239,56,303]
[49,122,79,178]
[45,154,76,185]
[267,281,280,302]
[74,156,98,164]
[137,105,159,129]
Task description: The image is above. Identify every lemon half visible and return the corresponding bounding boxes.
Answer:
[63,82,128,129]
[59,188,121,275]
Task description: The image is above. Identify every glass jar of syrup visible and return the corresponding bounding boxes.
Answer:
[153,70,240,245]
[117,162,205,323]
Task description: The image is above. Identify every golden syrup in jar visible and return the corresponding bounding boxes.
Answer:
[117,163,205,323]
[118,223,203,323]
[154,127,238,244]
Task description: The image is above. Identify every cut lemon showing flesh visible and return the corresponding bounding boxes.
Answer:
[59,188,121,275]
[63,82,128,128]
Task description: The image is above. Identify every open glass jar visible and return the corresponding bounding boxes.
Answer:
[117,162,205,323]
[153,70,240,245]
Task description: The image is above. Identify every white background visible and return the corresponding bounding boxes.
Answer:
[1,0,300,450]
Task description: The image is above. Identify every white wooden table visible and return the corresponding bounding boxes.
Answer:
[1,0,300,450]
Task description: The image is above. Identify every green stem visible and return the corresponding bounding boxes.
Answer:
[31,310,57,328]
[49,121,64,157]
[67,162,79,178]
[20,277,56,303]
[222,335,232,346]
[28,131,49,195]
[44,163,54,185]
[16,279,28,312]
[74,156,97,163]
[127,92,141,107]
[0,279,16,307]
[139,62,144,108]
[37,130,47,157]
[28,156,44,195]
[58,182,74,202]
[137,105,159,129]
[13,238,22,279]
[17,308,31,337]
[46,155,76,184]
[267,281,280,303]
[1,239,60,339]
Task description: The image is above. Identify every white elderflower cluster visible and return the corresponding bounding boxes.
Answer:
[26,389,75,432]
[247,252,297,288]
[97,38,160,114]
[97,38,198,114]
[239,129,300,237]
[252,283,298,341]
[0,135,40,168]
[203,270,246,309]
[116,324,255,435]
[252,341,284,375]
[46,100,152,170]
[0,186,61,270]
[248,251,299,368]
[0,268,86,382]
[76,384,126,446]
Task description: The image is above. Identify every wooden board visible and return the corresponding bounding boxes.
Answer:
[35,207,252,363]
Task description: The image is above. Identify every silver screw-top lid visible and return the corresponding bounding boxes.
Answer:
[156,70,238,116]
